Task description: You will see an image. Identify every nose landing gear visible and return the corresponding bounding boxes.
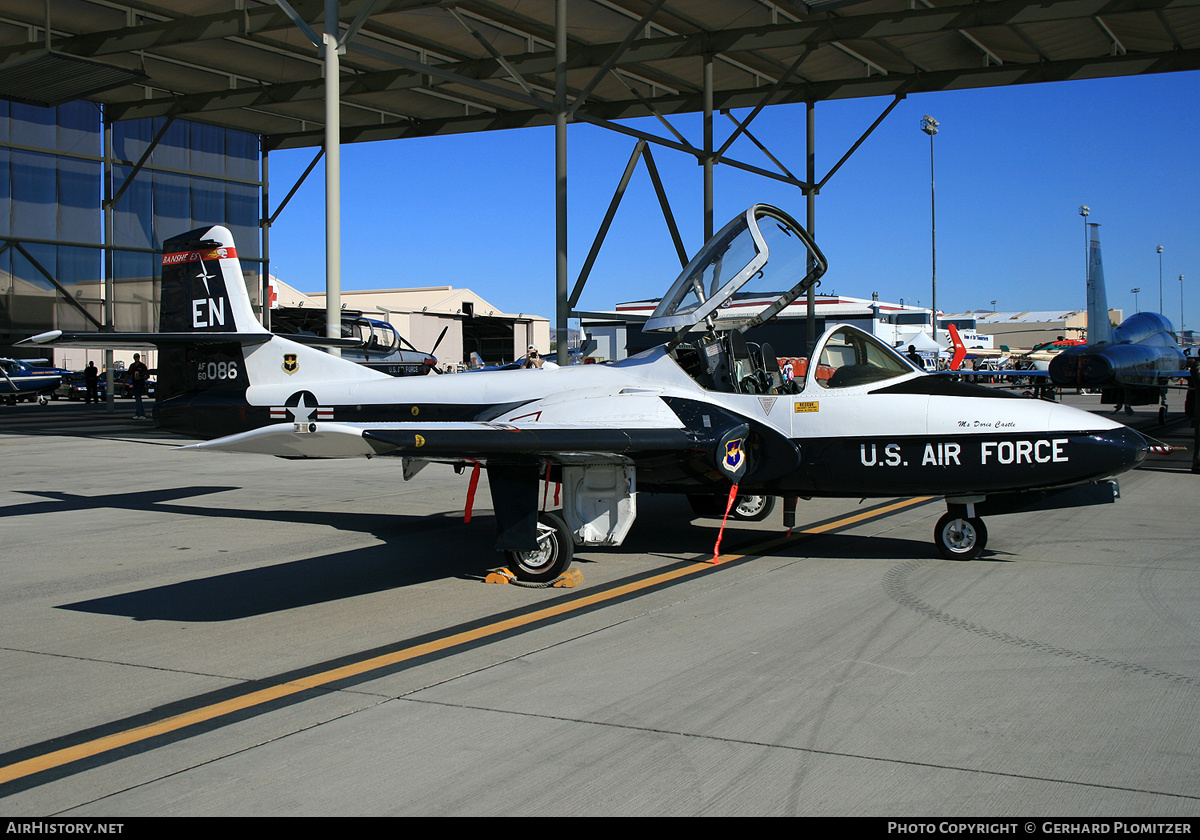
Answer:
[934,511,988,561]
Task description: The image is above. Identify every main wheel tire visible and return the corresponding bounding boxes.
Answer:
[505,511,574,583]
[934,512,987,561]
[732,494,775,521]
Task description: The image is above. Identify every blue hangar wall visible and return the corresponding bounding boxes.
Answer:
[0,99,261,351]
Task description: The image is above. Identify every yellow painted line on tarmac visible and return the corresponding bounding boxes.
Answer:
[0,494,934,788]
[711,496,934,563]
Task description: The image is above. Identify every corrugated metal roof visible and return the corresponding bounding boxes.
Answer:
[0,50,146,106]
[972,310,1086,323]
[0,1,1194,149]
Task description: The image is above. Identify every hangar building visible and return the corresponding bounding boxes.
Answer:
[272,278,550,369]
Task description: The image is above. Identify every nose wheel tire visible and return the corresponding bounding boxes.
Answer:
[732,495,775,521]
[505,511,574,583]
[934,512,987,561]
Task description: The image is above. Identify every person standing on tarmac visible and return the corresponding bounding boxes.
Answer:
[128,353,149,420]
[84,361,99,404]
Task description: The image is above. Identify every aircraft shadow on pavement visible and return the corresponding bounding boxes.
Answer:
[5,486,237,518]
[4,485,499,621]
[57,518,947,622]
[58,525,500,622]
[35,488,979,622]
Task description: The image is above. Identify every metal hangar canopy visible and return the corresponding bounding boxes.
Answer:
[0,0,1196,150]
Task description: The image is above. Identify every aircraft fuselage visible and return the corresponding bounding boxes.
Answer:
[159,339,1145,501]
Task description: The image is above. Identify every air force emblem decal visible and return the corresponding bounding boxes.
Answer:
[723,438,744,474]
[716,425,750,482]
[282,353,299,375]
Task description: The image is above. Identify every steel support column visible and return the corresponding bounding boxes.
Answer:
[806,100,816,349]
[703,54,714,241]
[103,115,114,413]
[323,0,342,356]
[261,146,270,329]
[555,0,568,364]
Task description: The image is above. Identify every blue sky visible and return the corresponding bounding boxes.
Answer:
[266,69,1200,336]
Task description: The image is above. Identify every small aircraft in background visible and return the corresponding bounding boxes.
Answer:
[0,358,65,405]
[1048,224,1188,422]
[465,351,524,372]
[270,306,442,377]
[23,206,1148,580]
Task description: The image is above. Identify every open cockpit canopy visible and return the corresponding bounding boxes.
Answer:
[644,205,826,341]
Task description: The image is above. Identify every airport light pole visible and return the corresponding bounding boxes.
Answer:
[1157,245,1164,313]
[921,115,939,343]
[1079,205,1090,290]
[1131,287,1141,312]
[1182,275,1186,334]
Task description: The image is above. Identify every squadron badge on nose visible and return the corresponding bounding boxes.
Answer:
[724,438,744,474]
[282,353,298,375]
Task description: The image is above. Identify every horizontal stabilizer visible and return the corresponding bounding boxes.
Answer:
[20,329,273,349]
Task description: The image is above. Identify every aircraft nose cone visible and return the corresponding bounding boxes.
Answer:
[1098,425,1148,474]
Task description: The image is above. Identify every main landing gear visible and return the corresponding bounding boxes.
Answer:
[732,494,775,521]
[504,511,574,583]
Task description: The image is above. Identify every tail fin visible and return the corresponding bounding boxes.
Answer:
[948,323,967,371]
[155,225,270,416]
[22,224,385,438]
[160,226,268,335]
[1086,223,1113,346]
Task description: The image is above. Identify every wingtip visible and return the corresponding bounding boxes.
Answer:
[17,330,63,345]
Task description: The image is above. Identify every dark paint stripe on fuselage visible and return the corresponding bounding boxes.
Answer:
[760,427,1147,498]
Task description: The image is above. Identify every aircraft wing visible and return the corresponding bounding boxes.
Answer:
[181,420,713,462]
[1148,368,1192,380]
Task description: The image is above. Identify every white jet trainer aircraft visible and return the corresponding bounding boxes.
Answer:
[24,205,1147,581]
